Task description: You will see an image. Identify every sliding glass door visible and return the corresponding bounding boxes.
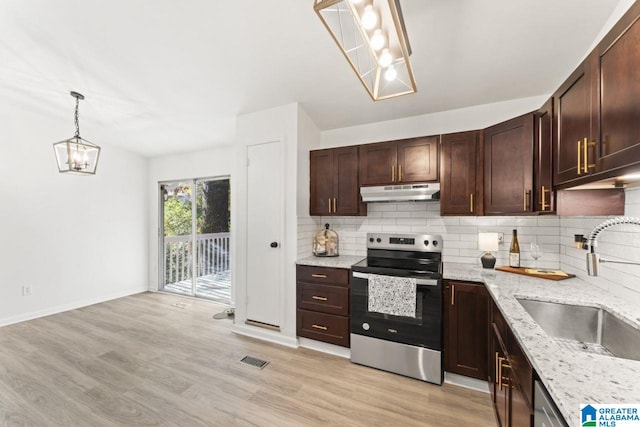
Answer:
[160,177,231,304]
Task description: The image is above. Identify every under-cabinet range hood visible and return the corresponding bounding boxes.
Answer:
[360,183,440,202]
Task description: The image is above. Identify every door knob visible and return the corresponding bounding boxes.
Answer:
[270,242,278,248]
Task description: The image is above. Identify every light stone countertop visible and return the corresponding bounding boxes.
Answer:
[444,262,640,427]
[296,255,365,270]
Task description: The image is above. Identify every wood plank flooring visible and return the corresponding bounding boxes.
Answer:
[0,292,494,426]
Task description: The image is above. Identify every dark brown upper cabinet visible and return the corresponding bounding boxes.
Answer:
[484,114,535,215]
[553,55,597,186]
[554,1,640,188]
[533,98,554,213]
[309,146,366,216]
[440,131,482,216]
[360,136,439,186]
[594,2,640,176]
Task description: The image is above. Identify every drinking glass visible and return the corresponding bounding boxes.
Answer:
[530,242,543,269]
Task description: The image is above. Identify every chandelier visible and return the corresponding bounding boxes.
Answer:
[53,91,101,175]
[314,0,416,101]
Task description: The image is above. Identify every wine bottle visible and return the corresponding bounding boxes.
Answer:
[509,229,520,268]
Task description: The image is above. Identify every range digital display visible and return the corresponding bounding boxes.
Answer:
[389,237,415,245]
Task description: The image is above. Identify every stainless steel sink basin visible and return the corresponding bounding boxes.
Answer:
[517,298,640,362]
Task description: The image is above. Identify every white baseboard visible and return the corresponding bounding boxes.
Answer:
[444,372,490,393]
[231,323,298,348]
[0,286,148,328]
[297,337,351,359]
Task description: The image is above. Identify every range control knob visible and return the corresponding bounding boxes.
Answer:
[376,238,381,243]
[362,323,370,331]
[423,240,429,246]
[369,237,374,243]
[432,240,439,247]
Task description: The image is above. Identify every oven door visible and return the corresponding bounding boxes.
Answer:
[351,271,442,350]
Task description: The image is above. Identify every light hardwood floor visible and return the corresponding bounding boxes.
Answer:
[0,292,494,426]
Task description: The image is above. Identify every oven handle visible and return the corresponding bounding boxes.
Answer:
[352,271,439,287]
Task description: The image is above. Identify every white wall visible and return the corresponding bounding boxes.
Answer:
[320,95,549,149]
[147,145,235,293]
[0,103,148,326]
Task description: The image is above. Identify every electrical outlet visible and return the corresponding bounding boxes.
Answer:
[497,233,504,244]
[22,285,32,296]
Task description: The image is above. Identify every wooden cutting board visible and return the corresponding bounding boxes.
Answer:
[495,266,575,281]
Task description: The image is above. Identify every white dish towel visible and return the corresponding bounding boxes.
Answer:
[367,274,417,318]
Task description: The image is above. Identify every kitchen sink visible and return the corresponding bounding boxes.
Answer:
[516,298,640,362]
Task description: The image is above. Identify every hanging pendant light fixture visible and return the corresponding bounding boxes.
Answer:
[53,91,101,175]
[314,0,416,101]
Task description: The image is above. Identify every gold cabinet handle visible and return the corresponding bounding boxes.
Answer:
[498,356,511,390]
[495,352,500,385]
[583,137,589,173]
[391,165,396,182]
[541,186,550,211]
[398,165,402,182]
[328,198,332,214]
[577,139,582,175]
[470,194,474,213]
[312,324,328,331]
[311,274,327,278]
[312,295,328,301]
[585,139,597,173]
[333,198,337,213]
[451,284,455,306]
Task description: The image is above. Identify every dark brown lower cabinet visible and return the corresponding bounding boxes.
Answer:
[443,281,489,380]
[489,300,533,427]
[296,265,350,347]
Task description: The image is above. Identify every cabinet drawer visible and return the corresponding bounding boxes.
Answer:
[297,282,349,316]
[296,309,349,347]
[296,265,349,286]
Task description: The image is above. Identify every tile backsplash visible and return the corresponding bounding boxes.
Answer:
[298,187,640,305]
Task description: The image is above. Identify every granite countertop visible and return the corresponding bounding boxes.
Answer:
[296,255,365,270]
[444,262,640,427]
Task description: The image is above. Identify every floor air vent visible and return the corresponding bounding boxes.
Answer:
[171,302,191,309]
[240,356,269,369]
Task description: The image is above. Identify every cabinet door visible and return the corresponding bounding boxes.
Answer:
[484,114,534,215]
[510,379,533,427]
[491,325,509,427]
[444,281,488,380]
[397,136,439,183]
[553,57,596,186]
[440,131,481,215]
[309,149,334,215]
[595,1,640,173]
[534,98,554,213]
[359,141,397,186]
[333,146,365,215]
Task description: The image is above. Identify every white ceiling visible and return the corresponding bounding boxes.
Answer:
[0,0,624,157]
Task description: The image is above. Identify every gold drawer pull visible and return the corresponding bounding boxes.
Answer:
[312,324,328,331]
[541,186,550,211]
[470,193,474,213]
[398,165,402,182]
[312,295,328,301]
[311,274,327,279]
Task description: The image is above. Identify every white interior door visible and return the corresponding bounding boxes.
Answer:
[246,141,282,327]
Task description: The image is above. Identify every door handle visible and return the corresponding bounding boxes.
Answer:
[270,242,278,248]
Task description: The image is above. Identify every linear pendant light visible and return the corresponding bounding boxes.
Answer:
[53,91,101,175]
[314,0,416,101]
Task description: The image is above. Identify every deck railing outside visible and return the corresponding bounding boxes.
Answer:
[164,232,230,284]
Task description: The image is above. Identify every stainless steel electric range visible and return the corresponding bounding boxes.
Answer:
[350,233,443,385]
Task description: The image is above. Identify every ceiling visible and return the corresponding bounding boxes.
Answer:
[0,0,624,157]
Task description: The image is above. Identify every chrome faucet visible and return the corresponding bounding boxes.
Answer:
[586,216,640,276]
